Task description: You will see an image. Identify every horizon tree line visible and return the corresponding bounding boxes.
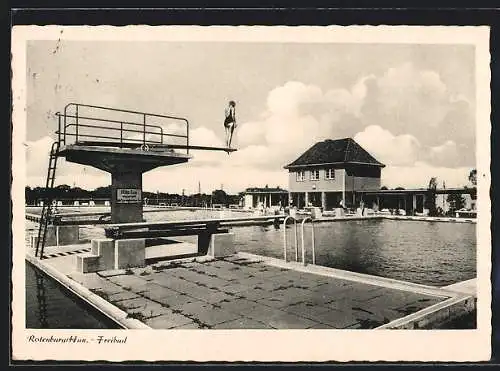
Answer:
[25,185,242,207]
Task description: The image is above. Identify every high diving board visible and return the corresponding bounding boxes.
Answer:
[75,141,237,153]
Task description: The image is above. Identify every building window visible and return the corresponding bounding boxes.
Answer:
[296,170,306,182]
[325,168,335,180]
[310,169,320,181]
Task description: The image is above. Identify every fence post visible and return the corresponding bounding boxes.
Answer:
[143,114,147,146]
[75,104,79,143]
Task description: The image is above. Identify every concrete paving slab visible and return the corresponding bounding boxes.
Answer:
[173,300,211,316]
[159,294,202,309]
[217,298,260,313]
[90,281,126,296]
[68,272,110,290]
[173,322,203,329]
[219,283,253,295]
[152,274,201,294]
[112,297,170,319]
[28,242,458,330]
[302,308,360,329]
[213,317,272,329]
[185,287,229,303]
[238,288,277,301]
[145,310,194,329]
[139,284,184,302]
[188,306,241,327]
[266,312,319,329]
[256,280,294,292]
[257,293,310,309]
[107,274,150,290]
[234,276,268,287]
[107,290,141,302]
[284,302,333,318]
[200,291,234,305]
[360,289,442,311]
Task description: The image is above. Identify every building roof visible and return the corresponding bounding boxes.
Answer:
[245,187,288,194]
[360,187,476,195]
[284,138,385,169]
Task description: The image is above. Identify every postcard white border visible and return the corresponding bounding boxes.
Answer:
[11,25,492,362]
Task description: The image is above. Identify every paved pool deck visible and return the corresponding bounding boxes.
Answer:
[25,241,476,330]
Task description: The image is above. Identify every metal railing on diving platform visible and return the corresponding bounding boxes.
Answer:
[55,103,190,154]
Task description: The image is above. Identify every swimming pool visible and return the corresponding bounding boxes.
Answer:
[232,219,476,286]
[25,263,120,329]
[25,208,476,286]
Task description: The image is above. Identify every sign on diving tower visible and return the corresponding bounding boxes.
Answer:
[51,103,236,224]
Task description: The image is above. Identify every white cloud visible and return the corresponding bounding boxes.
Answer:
[24,62,476,193]
[354,125,421,166]
[426,140,461,167]
[361,62,474,153]
[144,164,286,194]
[381,162,472,189]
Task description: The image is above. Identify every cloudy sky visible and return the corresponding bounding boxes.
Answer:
[25,39,476,194]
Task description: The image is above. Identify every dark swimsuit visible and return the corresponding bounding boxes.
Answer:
[224,109,235,127]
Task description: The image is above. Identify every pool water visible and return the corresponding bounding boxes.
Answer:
[25,263,120,329]
[232,219,476,286]
[144,208,253,222]
[25,209,476,287]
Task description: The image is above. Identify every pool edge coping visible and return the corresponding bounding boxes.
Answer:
[25,253,151,330]
[25,250,477,331]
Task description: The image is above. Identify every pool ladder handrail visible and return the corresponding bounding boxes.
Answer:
[300,217,316,266]
[282,216,299,262]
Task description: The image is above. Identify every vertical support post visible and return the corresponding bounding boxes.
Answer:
[282,216,290,262]
[75,104,79,143]
[186,120,189,155]
[301,225,306,264]
[294,222,298,262]
[321,192,326,210]
[300,217,315,266]
[63,107,67,142]
[342,169,346,208]
[143,114,147,146]
[120,122,123,145]
[311,220,315,265]
[57,114,61,144]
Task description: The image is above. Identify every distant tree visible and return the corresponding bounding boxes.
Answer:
[380,186,388,190]
[426,177,438,216]
[25,186,34,205]
[212,189,228,206]
[469,169,477,187]
[447,193,466,214]
[394,187,405,190]
[93,186,112,198]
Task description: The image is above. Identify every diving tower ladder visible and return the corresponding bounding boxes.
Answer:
[34,141,61,259]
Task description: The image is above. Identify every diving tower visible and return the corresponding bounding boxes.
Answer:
[35,103,236,259]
